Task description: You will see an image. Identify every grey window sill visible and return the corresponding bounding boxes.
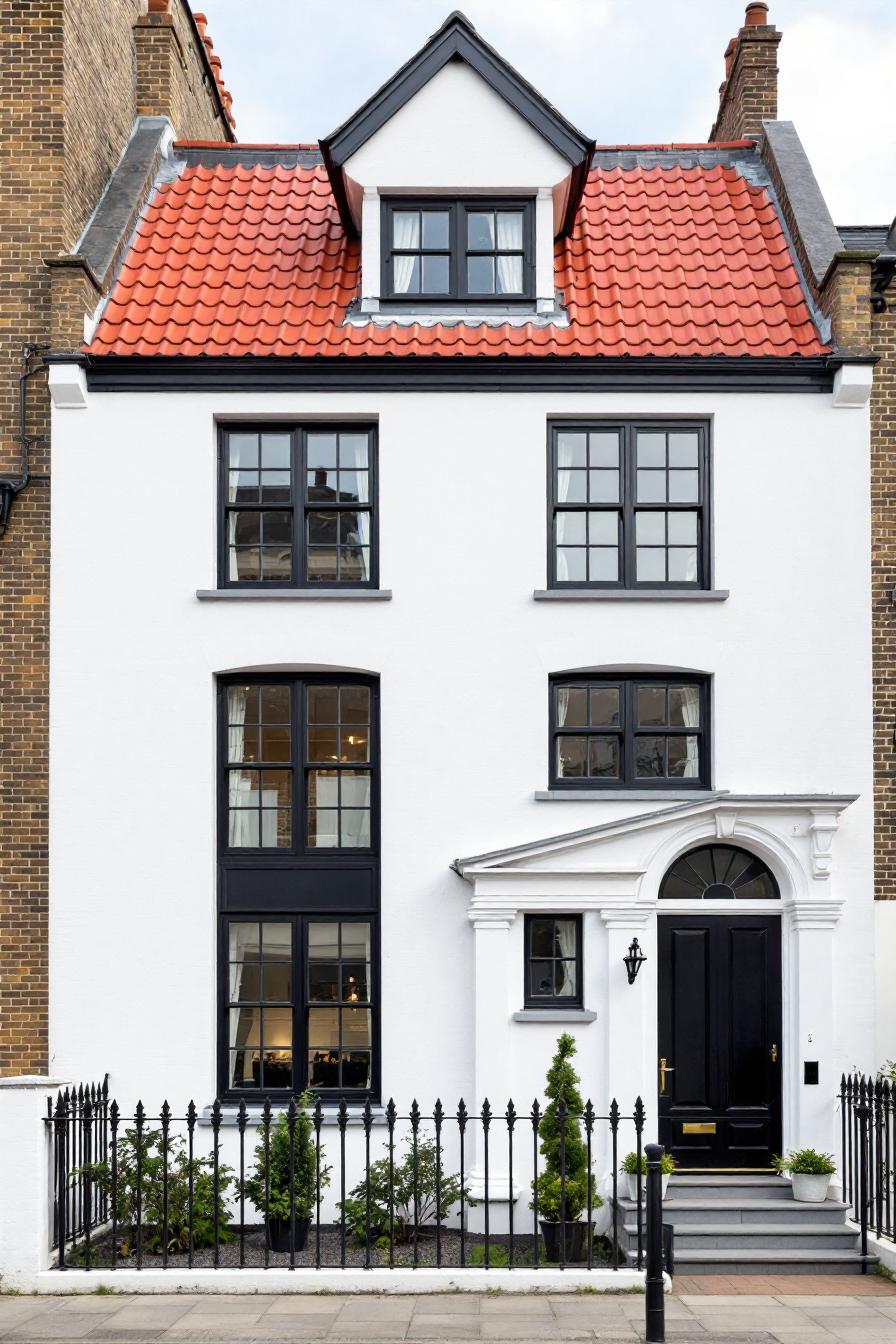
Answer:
[534,789,725,802]
[532,589,729,602]
[512,1009,597,1024]
[196,589,393,602]
[199,1104,387,1127]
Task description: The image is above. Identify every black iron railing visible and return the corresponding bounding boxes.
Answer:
[840,1072,894,1261]
[46,1087,649,1273]
[48,1078,109,1252]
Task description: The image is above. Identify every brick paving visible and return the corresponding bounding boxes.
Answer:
[673,1273,896,1295]
[3,1285,896,1342]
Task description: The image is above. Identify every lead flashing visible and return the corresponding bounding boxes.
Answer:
[761,122,843,288]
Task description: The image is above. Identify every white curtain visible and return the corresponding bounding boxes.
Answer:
[228,923,260,1058]
[496,212,523,294]
[556,687,572,727]
[555,919,577,997]
[227,687,257,847]
[392,212,418,294]
[678,686,701,778]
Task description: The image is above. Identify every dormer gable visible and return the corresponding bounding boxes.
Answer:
[320,12,594,317]
[320,11,594,239]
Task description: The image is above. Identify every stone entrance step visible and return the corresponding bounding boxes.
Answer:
[614,1172,876,1275]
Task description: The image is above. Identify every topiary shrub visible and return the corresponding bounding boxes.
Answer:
[530,1033,601,1223]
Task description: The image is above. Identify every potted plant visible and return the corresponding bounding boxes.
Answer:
[243,1095,330,1251]
[621,1150,676,1201]
[530,1033,601,1262]
[773,1149,835,1203]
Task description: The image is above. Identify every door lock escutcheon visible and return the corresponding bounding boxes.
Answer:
[659,1056,675,1095]
[770,1043,778,1063]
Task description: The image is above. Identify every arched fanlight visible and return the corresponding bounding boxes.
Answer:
[659,844,779,901]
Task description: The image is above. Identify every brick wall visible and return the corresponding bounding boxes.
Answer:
[0,0,232,1077]
[872,304,896,899]
[710,14,781,143]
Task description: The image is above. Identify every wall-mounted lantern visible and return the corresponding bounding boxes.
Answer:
[623,937,646,985]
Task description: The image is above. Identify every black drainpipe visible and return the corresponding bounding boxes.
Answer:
[0,343,50,539]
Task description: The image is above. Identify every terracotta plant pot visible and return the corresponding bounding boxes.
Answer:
[790,1173,831,1203]
[266,1214,310,1252]
[626,1172,671,1201]
[539,1219,592,1263]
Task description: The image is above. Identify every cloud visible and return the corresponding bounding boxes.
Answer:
[200,0,896,222]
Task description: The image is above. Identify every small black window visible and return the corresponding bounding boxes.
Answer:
[382,199,534,303]
[549,422,710,589]
[224,916,376,1097]
[221,425,377,588]
[524,915,582,1007]
[222,676,376,854]
[550,675,710,789]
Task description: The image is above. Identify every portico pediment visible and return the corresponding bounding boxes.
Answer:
[453,793,857,912]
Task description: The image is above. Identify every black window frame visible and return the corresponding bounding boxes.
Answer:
[547,419,711,590]
[549,673,711,791]
[218,913,380,1103]
[523,914,583,1009]
[218,673,379,861]
[218,423,379,590]
[380,197,536,305]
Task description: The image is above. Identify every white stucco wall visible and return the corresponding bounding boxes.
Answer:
[344,62,570,191]
[48,387,874,1160]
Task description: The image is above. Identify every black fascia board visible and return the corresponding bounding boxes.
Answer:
[319,13,594,239]
[78,354,840,394]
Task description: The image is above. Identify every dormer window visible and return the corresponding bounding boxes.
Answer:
[381,198,534,303]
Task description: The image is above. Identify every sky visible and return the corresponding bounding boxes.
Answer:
[198,0,896,224]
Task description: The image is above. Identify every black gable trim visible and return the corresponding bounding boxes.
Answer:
[319,12,594,239]
[76,354,842,394]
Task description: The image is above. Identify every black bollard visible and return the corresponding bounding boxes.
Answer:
[645,1142,665,1344]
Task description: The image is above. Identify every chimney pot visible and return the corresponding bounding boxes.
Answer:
[146,0,169,11]
[744,2,769,24]
[724,37,737,78]
[193,11,208,36]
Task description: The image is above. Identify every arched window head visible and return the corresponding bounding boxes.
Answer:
[660,844,779,901]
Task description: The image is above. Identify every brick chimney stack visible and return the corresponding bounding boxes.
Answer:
[710,3,781,142]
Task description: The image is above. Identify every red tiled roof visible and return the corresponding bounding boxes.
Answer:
[87,158,827,359]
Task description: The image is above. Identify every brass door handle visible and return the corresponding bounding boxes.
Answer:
[770,1043,778,1063]
[659,1057,675,1095]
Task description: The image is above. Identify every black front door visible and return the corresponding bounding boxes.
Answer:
[657,914,781,1169]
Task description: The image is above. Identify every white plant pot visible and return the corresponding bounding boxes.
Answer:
[790,1172,831,1203]
[626,1172,671,1201]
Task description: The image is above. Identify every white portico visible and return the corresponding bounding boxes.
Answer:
[454,792,861,1197]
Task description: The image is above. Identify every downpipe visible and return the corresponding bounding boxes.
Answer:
[0,343,50,538]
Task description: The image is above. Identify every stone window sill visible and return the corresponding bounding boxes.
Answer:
[512,1009,597,1024]
[532,589,729,602]
[535,789,725,802]
[196,589,392,602]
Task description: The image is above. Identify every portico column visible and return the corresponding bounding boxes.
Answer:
[788,900,843,1159]
[601,907,653,1130]
[467,907,516,1231]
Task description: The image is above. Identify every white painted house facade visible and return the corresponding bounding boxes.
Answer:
[35,8,880,1260]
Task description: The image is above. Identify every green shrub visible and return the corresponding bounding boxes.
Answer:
[242,1095,330,1222]
[773,1148,835,1176]
[530,1033,601,1223]
[341,1134,474,1246]
[75,1126,234,1255]
[620,1151,676,1176]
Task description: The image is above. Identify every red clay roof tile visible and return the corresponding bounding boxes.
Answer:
[87,160,827,359]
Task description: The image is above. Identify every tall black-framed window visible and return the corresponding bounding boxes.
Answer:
[221,675,376,855]
[524,915,582,1007]
[218,673,380,1101]
[548,421,710,589]
[219,424,377,588]
[222,915,378,1098]
[549,674,710,789]
[381,198,535,303]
